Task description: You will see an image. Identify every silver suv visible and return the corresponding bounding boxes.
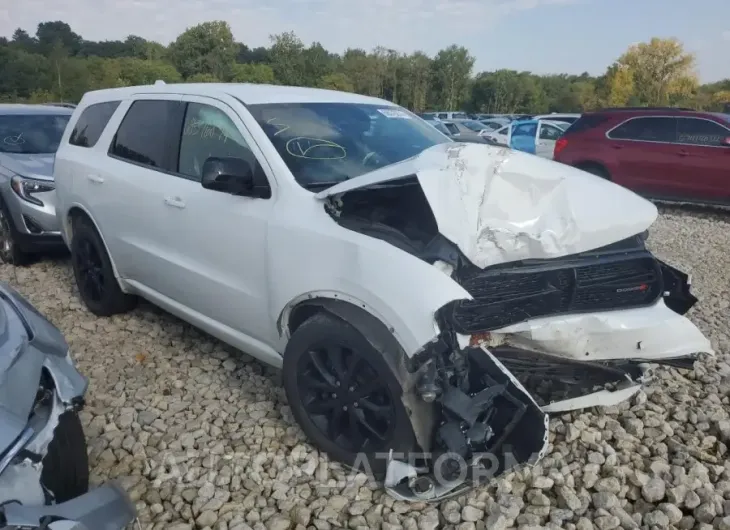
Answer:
[0,104,73,264]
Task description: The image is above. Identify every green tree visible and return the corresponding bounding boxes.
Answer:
[430,45,474,110]
[318,73,354,92]
[617,37,698,106]
[230,63,275,84]
[268,31,306,86]
[168,21,236,80]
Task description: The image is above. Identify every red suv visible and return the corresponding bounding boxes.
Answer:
[553,107,730,204]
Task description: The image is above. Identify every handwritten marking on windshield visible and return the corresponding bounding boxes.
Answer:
[285,137,346,160]
[266,117,291,137]
[3,133,24,145]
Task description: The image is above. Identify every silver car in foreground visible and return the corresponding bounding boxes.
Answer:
[0,281,136,529]
[0,104,73,265]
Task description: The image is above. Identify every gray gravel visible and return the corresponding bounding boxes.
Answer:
[3,205,729,530]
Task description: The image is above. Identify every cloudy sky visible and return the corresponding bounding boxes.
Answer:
[1,0,728,82]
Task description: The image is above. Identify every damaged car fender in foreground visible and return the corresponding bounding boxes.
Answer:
[0,282,137,529]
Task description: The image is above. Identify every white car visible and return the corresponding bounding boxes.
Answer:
[484,119,568,159]
[53,82,712,502]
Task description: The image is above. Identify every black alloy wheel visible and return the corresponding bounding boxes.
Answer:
[73,237,105,303]
[283,312,417,478]
[297,342,396,454]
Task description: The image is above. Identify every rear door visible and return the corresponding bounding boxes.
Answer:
[675,117,730,200]
[102,96,186,285]
[510,121,538,154]
[536,121,564,159]
[604,116,682,196]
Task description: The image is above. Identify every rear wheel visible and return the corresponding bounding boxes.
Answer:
[283,312,417,478]
[40,411,89,503]
[576,163,610,180]
[70,217,137,316]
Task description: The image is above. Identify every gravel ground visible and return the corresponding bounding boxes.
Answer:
[3,205,730,530]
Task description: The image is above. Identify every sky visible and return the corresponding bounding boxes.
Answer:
[1,0,728,83]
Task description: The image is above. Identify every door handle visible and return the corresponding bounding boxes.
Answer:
[87,174,104,184]
[611,144,623,150]
[164,196,186,209]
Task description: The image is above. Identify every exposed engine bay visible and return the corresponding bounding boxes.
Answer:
[324,171,712,501]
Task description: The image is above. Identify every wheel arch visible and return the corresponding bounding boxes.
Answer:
[278,293,438,452]
[574,161,611,179]
[65,204,124,285]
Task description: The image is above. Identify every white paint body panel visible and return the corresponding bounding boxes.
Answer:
[53,84,711,373]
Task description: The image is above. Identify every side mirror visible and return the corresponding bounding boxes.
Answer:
[723,137,730,147]
[201,157,255,196]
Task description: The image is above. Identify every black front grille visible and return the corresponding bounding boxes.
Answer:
[441,251,663,335]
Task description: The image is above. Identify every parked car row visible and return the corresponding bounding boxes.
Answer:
[0,86,715,504]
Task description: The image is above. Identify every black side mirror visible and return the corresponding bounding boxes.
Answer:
[201,157,255,196]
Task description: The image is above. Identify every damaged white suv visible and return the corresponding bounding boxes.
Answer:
[53,82,712,502]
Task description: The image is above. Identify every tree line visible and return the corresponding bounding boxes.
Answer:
[1,20,729,113]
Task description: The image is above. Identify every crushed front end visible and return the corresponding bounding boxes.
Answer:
[384,233,712,501]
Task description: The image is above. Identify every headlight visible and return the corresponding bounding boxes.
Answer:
[10,176,55,206]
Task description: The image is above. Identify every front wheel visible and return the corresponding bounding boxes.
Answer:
[0,200,31,266]
[283,312,417,479]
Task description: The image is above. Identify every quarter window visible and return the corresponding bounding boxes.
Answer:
[676,118,729,147]
[608,117,677,143]
[110,100,183,169]
[69,101,121,148]
[178,103,255,181]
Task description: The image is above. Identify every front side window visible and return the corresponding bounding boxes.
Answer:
[676,118,730,147]
[0,113,70,154]
[608,117,677,143]
[178,103,255,180]
[110,100,183,169]
[444,123,460,135]
[69,101,120,148]
[539,124,563,140]
[247,102,449,190]
[438,113,448,120]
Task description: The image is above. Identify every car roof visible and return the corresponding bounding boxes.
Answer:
[77,82,399,107]
[0,103,74,115]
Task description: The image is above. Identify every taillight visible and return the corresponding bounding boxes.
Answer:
[554,138,568,156]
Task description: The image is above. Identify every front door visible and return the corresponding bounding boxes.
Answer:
[675,117,730,201]
[510,121,538,154]
[535,121,563,159]
[155,95,276,344]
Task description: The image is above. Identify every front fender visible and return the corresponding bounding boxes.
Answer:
[270,228,471,358]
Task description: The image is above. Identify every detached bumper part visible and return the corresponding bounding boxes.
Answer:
[3,482,137,530]
[386,346,549,502]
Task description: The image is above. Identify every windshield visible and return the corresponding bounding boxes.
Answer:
[460,120,487,132]
[0,114,70,154]
[247,102,449,190]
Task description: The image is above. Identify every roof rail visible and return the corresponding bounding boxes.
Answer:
[595,106,695,112]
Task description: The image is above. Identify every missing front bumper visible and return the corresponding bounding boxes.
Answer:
[387,345,549,502]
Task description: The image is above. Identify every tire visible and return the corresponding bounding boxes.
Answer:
[0,199,31,266]
[70,216,137,316]
[283,312,417,479]
[40,411,90,503]
[577,163,610,180]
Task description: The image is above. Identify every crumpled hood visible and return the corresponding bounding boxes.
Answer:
[0,153,56,181]
[317,143,658,268]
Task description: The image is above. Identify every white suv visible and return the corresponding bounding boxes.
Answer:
[53,82,711,501]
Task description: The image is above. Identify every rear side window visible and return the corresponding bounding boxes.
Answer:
[608,117,677,143]
[562,114,611,136]
[513,123,537,137]
[109,100,183,170]
[676,118,730,147]
[69,101,120,148]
